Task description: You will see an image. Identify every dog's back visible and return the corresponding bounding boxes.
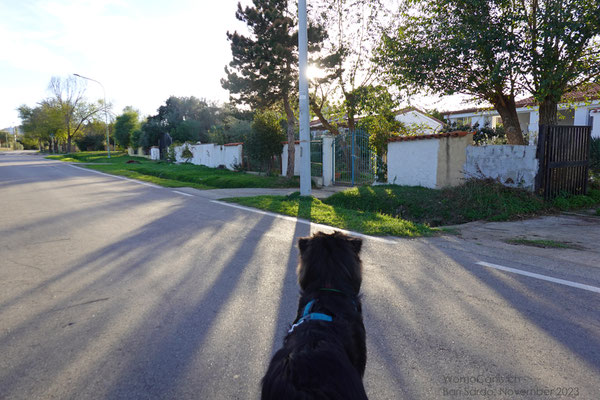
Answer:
[261,232,368,400]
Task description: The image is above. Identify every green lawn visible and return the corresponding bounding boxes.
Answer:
[322,181,600,226]
[225,180,600,237]
[224,193,437,237]
[47,151,300,189]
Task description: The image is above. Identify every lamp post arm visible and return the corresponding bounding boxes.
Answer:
[73,73,111,158]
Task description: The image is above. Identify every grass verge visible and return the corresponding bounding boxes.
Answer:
[224,193,437,237]
[504,238,583,250]
[322,180,600,226]
[225,180,600,237]
[47,151,300,189]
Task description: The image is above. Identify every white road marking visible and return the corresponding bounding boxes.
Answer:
[210,200,397,244]
[172,190,194,197]
[68,164,163,188]
[476,261,600,294]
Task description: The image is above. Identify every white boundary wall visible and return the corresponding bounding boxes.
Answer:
[281,143,302,176]
[174,143,242,170]
[388,139,440,188]
[464,145,539,191]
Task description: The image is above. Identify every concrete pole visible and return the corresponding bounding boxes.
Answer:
[298,0,311,196]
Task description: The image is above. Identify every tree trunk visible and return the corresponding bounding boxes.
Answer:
[283,96,296,179]
[309,97,340,135]
[491,94,526,145]
[344,92,357,133]
[538,97,558,126]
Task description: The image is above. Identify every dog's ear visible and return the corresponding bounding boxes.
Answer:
[349,237,362,254]
[298,237,310,254]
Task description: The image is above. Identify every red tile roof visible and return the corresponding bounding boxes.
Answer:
[388,131,473,143]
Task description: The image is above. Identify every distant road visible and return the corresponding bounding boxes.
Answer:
[1,152,598,399]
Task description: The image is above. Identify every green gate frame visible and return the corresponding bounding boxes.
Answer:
[332,129,378,186]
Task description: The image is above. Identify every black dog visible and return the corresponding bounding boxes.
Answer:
[261,231,368,400]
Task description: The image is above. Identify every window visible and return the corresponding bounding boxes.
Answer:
[454,117,472,126]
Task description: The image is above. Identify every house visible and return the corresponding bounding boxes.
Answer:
[309,107,444,137]
[441,85,600,142]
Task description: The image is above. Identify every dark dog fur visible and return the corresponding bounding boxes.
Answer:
[261,231,368,400]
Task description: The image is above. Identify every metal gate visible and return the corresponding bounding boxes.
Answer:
[332,129,378,186]
[535,124,591,199]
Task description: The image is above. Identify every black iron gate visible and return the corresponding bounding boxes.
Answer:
[535,125,591,199]
[333,129,378,186]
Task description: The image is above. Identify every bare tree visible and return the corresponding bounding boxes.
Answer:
[48,76,108,152]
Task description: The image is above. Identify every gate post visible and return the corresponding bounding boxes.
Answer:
[322,135,334,186]
[534,124,547,196]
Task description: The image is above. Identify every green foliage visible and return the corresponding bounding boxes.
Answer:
[441,121,507,145]
[376,0,599,131]
[245,111,285,172]
[74,120,106,151]
[166,143,179,163]
[138,119,162,149]
[208,115,252,145]
[113,109,140,149]
[181,143,193,163]
[49,76,109,152]
[172,119,206,144]
[18,103,64,147]
[223,0,299,109]
[48,152,300,189]
[130,129,142,150]
[324,180,547,226]
[223,0,327,176]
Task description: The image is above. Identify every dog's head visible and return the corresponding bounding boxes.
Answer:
[297,231,363,294]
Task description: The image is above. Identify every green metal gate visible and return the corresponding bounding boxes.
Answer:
[332,129,378,186]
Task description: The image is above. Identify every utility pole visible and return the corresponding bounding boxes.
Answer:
[298,0,311,196]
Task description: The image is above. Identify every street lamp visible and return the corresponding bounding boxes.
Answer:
[73,73,111,158]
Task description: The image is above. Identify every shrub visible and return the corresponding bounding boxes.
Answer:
[245,110,285,172]
[442,121,509,145]
[181,143,193,163]
[166,143,180,163]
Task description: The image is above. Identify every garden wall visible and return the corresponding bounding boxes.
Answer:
[174,143,243,170]
[464,145,538,191]
[387,132,473,188]
[281,142,301,177]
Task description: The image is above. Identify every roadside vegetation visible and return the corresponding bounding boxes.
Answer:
[47,152,600,237]
[224,192,437,237]
[504,238,584,250]
[47,152,300,189]
[226,180,600,237]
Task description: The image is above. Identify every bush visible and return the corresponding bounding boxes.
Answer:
[130,129,142,150]
[166,143,179,163]
[75,132,105,151]
[245,111,285,172]
[114,110,140,149]
[181,143,193,163]
[442,121,508,145]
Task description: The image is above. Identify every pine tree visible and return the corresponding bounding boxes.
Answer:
[223,0,326,178]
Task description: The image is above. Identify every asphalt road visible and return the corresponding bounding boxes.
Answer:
[1,152,599,400]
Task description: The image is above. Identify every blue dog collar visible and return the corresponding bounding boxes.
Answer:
[288,299,332,333]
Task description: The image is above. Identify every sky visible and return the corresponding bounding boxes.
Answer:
[0,0,470,130]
